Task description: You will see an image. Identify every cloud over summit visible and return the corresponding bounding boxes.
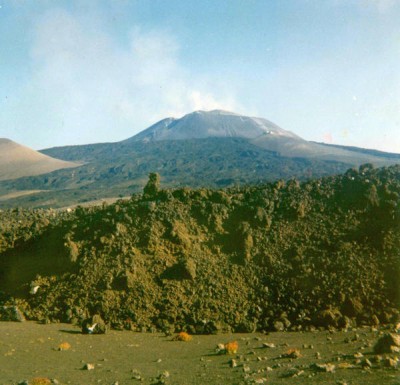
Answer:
[1,1,398,153]
[21,7,238,148]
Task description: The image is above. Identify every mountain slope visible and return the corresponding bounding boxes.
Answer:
[1,110,399,208]
[127,110,300,143]
[0,138,80,181]
[127,110,398,166]
[0,138,350,208]
[42,110,400,168]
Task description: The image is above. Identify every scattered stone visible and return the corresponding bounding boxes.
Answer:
[172,331,192,341]
[216,343,225,354]
[337,362,355,369]
[272,320,285,331]
[83,363,95,370]
[132,369,142,380]
[282,368,304,378]
[262,342,275,348]
[315,352,321,359]
[82,314,107,334]
[58,342,71,351]
[383,357,398,368]
[392,346,400,353]
[294,369,304,377]
[361,358,372,368]
[373,332,400,354]
[243,365,251,373]
[155,371,170,384]
[229,359,238,368]
[217,341,239,354]
[353,352,364,358]
[283,348,301,359]
[311,363,336,372]
[160,371,170,378]
[371,355,383,364]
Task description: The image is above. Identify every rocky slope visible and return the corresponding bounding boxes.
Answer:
[1,164,399,332]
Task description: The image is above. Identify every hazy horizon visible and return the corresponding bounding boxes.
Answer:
[1,0,399,153]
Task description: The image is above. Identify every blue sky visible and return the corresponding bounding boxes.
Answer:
[0,0,399,152]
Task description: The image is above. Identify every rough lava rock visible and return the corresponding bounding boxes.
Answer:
[373,332,400,354]
[82,314,107,334]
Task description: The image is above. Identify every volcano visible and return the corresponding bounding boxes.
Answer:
[0,138,79,181]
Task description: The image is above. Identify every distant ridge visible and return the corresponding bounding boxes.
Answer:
[126,110,398,165]
[0,138,80,181]
[127,109,300,143]
[1,110,399,208]
[312,141,400,160]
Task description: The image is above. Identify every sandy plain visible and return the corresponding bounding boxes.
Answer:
[0,321,399,385]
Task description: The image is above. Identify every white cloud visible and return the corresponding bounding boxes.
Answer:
[188,91,237,112]
[19,7,240,148]
[332,0,398,13]
[363,0,397,12]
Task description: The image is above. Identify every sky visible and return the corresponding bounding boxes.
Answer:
[0,0,399,152]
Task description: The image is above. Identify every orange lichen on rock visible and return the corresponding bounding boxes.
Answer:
[285,348,301,358]
[225,341,239,354]
[58,341,71,351]
[173,331,192,341]
[30,378,51,385]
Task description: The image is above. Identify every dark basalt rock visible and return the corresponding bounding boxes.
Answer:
[0,306,26,322]
[373,333,400,354]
